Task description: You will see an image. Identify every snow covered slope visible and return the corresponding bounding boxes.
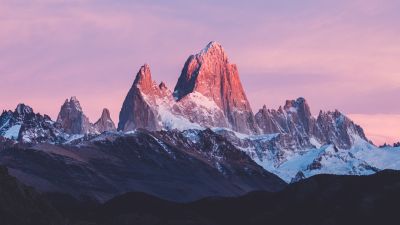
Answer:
[214,128,399,183]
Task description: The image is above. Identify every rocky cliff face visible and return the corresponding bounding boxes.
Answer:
[316,110,368,149]
[174,42,258,134]
[94,108,116,133]
[254,97,368,149]
[255,98,317,149]
[57,97,94,135]
[118,64,167,131]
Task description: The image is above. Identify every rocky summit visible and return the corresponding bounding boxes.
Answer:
[0,104,65,143]
[57,97,94,135]
[94,108,116,133]
[118,64,170,131]
[254,97,368,150]
[57,97,116,135]
[174,41,258,134]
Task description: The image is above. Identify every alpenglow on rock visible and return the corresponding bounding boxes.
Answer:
[174,41,258,134]
[119,42,258,134]
[117,42,370,147]
[118,64,166,131]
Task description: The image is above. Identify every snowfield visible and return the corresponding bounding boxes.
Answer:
[3,124,21,140]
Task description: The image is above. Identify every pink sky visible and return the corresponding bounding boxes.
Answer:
[0,0,399,145]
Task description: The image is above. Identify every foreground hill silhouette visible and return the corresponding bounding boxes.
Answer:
[84,170,400,225]
[1,169,398,225]
[0,166,63,225]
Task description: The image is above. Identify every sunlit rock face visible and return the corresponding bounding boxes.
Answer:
[118,63,229,132]
[174,41,258,134]
[118,64,169,131]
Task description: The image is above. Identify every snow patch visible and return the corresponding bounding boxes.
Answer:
[65,134,84,144]
[309,137,322,148]
[150,134,176,159]
[3,124,21,140]
[185,92,221,111]
[182,130,201,143]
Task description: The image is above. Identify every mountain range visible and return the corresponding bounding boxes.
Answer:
[1,41,400,202]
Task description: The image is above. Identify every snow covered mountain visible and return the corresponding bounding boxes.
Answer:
[174,41,258,134]
[118,42,257,133]
[209,96,391,182]
[255,97,368,149]
[0,41,399,190]
[0,98,117,144]
[213,127,385,183]
[114,42,398,183]
[0,104,65,143]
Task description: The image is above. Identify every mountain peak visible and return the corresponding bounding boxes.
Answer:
[283,97,311,117]
[70,96,79,102]
[15,103,33,115]
[197,41,228,63]
[94,108,116,133]
[284,97,307,109]
[118,64,162,132]
[57,96,92,134]
[133,64,157,94]
[206,41,221,48]
[101,108,111,119]
[201,41,224,52]
[173,41,257,134]
[65,96,83,112]
[173,41,232,101]
[316,109,368,148]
